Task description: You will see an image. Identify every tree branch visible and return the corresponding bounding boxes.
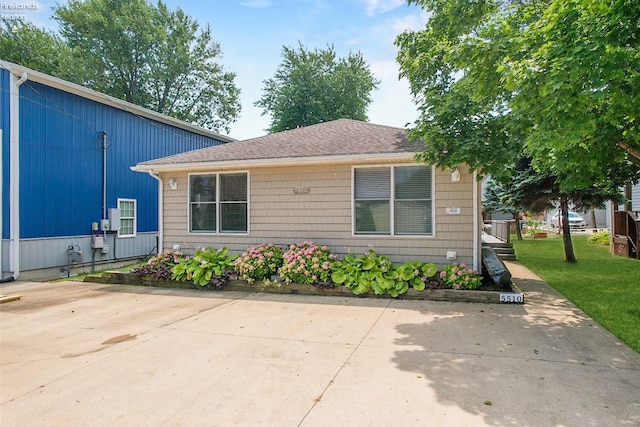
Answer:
[619,141,640,165]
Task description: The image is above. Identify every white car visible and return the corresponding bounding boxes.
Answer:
[550,212,587,230]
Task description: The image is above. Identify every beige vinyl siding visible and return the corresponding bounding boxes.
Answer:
[160,162,477,267]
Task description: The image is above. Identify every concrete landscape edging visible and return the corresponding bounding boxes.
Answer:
[84,272,525,304]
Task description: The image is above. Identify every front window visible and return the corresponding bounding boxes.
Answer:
[189,173,248,233]
[354,165,433,236]
[220,173,248,232]
[354,167,391,234]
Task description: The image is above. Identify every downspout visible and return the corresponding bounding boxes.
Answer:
[148,170,163,254]
[7,71,28,281]
[0,128,3,279]
[473,170,480,272]
[0,127,7,282]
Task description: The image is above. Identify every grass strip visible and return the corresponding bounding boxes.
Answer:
[513,234,640,354]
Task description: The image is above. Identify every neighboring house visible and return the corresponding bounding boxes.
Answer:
[133,119,482,270]
[1,60,233,280]
[632,183,640,212]
[612,182,640,259]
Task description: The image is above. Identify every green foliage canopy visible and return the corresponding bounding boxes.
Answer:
[54,0,241,133]
[396,0,640,191]
[256,42,380,133]
[0,20,72,76]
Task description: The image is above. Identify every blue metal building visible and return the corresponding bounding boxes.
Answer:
[1,60,233,279]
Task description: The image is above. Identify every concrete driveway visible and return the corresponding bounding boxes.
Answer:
[1,264,639,426]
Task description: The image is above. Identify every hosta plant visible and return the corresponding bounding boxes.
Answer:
[588,230,611,246]
[279,241,336,285]
[394,261,438,291]
[331,250,405,297]
[171,247,237,287]
[234,244,284,284]
[439,263,482,290]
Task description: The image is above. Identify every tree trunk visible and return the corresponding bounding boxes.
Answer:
[512,210,523,241]
[625,182,632,212]
[590,209,597,228]
[560,196,577,263]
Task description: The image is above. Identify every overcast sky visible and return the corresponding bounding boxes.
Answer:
[24,0,428,140]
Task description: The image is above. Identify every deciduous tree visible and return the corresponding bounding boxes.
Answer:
[0,0,241,133]
[396,0,639,261]
[256,42,379,133]
[53,0,240,132]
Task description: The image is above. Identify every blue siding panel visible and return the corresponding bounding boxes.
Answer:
[16,80,224,239]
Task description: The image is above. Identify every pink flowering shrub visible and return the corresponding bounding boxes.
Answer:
[279,241,336,285]
[439,263,483,290]
[234,244,284,284]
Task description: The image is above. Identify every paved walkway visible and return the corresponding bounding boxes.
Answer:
[1,264,639,426]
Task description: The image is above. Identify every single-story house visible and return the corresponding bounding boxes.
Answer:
[1,60,233,280]
[133,119,482,270]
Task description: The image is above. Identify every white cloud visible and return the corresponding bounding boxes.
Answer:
[361,0,405,16]
[391,10,430,32]
[239,0,272,8]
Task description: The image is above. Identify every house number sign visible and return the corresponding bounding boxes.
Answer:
[293,187,311,194]
[500,293,524,303]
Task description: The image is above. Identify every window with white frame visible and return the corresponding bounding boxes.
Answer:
[117,199,136,237]
[189,172,248,233]
[354,165,433,235]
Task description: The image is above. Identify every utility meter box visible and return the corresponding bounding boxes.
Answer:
[92,235,104,249]
[108,208,121,231]
[100,219,110,231]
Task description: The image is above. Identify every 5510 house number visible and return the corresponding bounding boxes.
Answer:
[293,187,311,194]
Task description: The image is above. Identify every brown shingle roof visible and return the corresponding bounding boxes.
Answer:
[137,119,424,167]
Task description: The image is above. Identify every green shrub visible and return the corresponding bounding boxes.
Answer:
[234,244,284,284]
[279,241,336,285]
[171,247,237,287]
[588,230,611,245]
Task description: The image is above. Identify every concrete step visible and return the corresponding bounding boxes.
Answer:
[482,242,513,249]
[497,253,517,261]
[491,247,516,255]
[483,244,517,261]
[83,274,110,284]
[0,294,22,304]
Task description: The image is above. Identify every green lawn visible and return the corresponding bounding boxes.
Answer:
[513,234,640,354]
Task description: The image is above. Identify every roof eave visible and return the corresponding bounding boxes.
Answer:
[131,152,420,173]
